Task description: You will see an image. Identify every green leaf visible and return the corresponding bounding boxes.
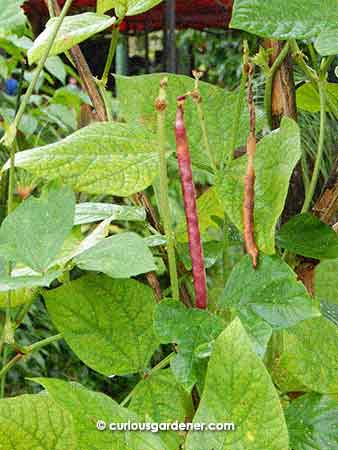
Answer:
[239,309,272,359]
[219,255,320,329]
[230,0,338,40]
[217,117,301,254]
[275,317,338,393]
[277,213,338,259]
[321,301,338,326]
[129,369,193,449]
[28,13,116,65]
[45,275,159,376]
[98,0,163,16]
[0,184,75,272]
[115,73,265,170]
[31,378,169,450]
[296,82,338,114]
[2,122,160,197]
[0,393,77,449]
[74,232,156,278]
[175,187,225,243]
[315,28,338,56]
[185,318,289,450]
[0,0,26,35]
[45,56,67,84]
[315,259,338,305]
[74,202,146,225]
[285,393,338,450]
[154,299,225,391]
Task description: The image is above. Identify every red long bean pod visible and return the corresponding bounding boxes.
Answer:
[243,63,259,268]
[175,100,207,309]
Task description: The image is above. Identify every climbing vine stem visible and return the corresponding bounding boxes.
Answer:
[155,79,180,301]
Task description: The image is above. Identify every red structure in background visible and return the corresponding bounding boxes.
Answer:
[24,0,232,32]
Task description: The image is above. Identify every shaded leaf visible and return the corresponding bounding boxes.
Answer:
[154,299,225,391]
[176,187,224,243]
[275,317,338,393]
[45,275,159,376]
[185,318,289,450]
[0,183,75,272]
[230,0,338,40]
[219,254,319,329]
[217,117,301,254]
[314,259,338,305]
[45,56,66,84]
[74,232,156,278]
[129,369,193,449]
[277,213,338,259]
[28,13,116,65]
[285,392,338,450]
[2,122,160,197]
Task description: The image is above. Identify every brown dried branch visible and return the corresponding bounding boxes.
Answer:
[243,63,259,268]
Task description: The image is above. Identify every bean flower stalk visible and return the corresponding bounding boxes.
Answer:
[175,99,207,309]
[155,79,179,300]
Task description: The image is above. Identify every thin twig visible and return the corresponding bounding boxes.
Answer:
[243,63,259,268]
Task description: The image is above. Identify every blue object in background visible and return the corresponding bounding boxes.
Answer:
[4,78,18,96]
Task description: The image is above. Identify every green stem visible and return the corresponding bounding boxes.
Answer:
[97,81,112,121]
[2,0,74,148]
[156,82,179,301]
[195,101,216,172]
[0,334,63,381]
[264,41,290,130]
[14,288,40,329]
[47,0,55,17]
[101,26,120,86]
[301,81,326,212]
[320,55,335,76]
[289,39,318,83]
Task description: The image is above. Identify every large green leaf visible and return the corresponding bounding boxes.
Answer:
[314,259,338,305]
[230,0,338,40]
[28,13,116,65]
[115,73,265,170]
[315,29,338,56]
[98,0,163,16]
[217,117,301,254]
[218,254,320,329]
[74,232,156,278]
[153,299,225,391]
[74,202,146,225]
[45,275,159,376]
[0,184,75,272]
[185,318,289,450]
[2,122,160,197]
[277,213,338,259]
[0,393,77,449]
[31,378,169,450]
[129,369,193,450]
[0,0,26,35]
[285,393,338,450]
[275,317,338,393]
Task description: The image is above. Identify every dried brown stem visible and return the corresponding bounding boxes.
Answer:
[51,0,107,121]
[243,64,259,268]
